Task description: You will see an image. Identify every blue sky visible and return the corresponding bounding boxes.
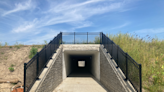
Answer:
[0,0,164,45]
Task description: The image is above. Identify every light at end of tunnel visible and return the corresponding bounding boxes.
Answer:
[78,61,85,67]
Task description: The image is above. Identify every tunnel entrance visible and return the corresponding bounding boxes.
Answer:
[63,49,100,80]
[68,55,92,77]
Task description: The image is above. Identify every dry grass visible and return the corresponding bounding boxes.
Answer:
[108,33,164,92]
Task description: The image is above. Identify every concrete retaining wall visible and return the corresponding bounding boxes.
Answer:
[100,45,128,92]
[35,47,63,92]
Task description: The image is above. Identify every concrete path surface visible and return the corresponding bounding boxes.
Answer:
[53,77,107,92]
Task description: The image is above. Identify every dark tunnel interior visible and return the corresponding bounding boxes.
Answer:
[68,55,93,77]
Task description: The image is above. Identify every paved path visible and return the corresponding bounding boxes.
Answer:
[53,77,107,92]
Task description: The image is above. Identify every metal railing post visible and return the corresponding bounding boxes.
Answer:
[116,45,119,68]
[24,63,27,92]
[106,37,108,53]
[45,45,47,67]
[100,32,102,44]
[125,53,128,80]
[74,32,75,44]
[139,64,142,92]
[54,38,56,53]
[111,41,113,57]
[36,52,39,80]
[50,41,52,56]
[101,33,103,44]
[87,32,88,44]
[61,32,62,44]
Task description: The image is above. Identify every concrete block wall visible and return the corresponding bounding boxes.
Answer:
[100,45,127,92]
[36,47,63,92]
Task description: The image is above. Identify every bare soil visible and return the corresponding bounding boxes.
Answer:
[0,46,42,92]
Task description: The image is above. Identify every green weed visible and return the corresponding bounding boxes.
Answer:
[29,47,38,59]
[8,67,14,72]
[8,64,15,72]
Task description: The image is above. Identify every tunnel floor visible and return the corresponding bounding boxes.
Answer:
[53,77,107,92]
[68,68,92,77]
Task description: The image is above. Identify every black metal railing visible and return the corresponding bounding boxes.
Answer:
[62,32,102,44]
[102,33,142,92]
[24,32,62,92]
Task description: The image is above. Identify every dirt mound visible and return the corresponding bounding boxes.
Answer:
[0,45,42,91]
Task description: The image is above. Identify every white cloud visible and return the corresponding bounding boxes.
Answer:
[11,19,38,33]
[24,30,60,45]
[38,0,125,28]
[11,0,127,33]
[110,22,130,29]
[2,0,33,16]
[134,28,164,34]
[0,0,136,45]
[71,21,93,31]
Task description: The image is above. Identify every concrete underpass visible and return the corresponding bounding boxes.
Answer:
[31,45,136,92]
[54,46,106,92]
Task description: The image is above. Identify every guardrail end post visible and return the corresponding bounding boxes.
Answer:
[139,64,142,92]
[24,63,27,92]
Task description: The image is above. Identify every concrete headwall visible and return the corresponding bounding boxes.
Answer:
[91,51,100,81]
[35,47,63,92]
[63,44,100,80]
[100,45,128,92]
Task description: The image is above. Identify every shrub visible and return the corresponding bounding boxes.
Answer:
[8,67,14,72]
[8,64,14,72]
[29,47,38,59]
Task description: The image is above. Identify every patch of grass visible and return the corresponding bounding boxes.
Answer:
[8,67,14,72]
[9,46,12,48]
[11,83,17,85]
[108,33,164,91]
[11,64,15,67]
[14,41,24,49]
[1,52,4,54]
[29,47,38,59]
[8,64,15,72]
[32,45,44,49]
